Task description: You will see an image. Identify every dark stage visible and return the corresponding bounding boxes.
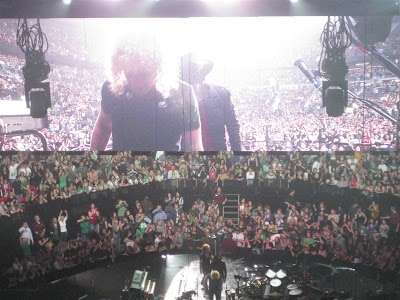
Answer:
[1,253,399,300]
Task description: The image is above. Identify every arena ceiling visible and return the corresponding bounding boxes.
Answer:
[0,0,398,18]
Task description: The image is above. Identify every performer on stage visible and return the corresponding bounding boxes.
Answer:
[211,255,227,283]
[200,244,213,285]
[181,53,241,151]
[204,270,223,300]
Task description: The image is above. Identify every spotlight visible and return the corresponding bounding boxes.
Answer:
[322,84,348,117]
[290,0,299,3]
[62,0,72,5]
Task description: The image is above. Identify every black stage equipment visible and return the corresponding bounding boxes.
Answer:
[17,18,51,118]
[319,16,352,117]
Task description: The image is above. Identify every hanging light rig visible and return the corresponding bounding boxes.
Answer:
[319,16,352,117]
[16,18,51,119]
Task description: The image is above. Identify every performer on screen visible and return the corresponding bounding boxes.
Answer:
[200,244,213,286]
[91,40,203,151]
[181,53,241,151]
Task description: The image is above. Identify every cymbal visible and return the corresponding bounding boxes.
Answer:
[269,291,282,297]
[289,289,303,295]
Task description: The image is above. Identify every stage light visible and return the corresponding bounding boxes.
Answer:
[320,16,351,117]
[322,84,347,117]
[17,19,52,119]
[62,0,71,5]
[290,0,299,3]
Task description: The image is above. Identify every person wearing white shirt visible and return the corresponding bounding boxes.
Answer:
[347,157,358,172]
[58,209,68,242]
[19,163,32,177]
[378,161,388,173]
[173,192,184,209]
[312,159,321,172]
[53,256,65,271]
[107,175,119,191]
[232,229,244,247]
[168,166,180,180]
[246,168,255,186]
[8,160,19,184]
[19,222,34,245]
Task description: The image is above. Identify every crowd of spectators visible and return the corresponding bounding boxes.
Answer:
[0,151,400,288]
[0,19,399,151]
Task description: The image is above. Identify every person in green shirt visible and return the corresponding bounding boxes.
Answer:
[20,238,32,258]
[59,171,67,190]
[132,221,147,243]
[301,231,315,254]
[21,175,30,196]
[389,158,398,171]
[78,181,89,194]
[77,215,90,240]
[116,199,128,221]
[369,161,378,176]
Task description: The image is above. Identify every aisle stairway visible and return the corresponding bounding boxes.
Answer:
[222,194,240,225]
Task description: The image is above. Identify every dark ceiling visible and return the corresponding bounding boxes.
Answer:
[0,0,398,18]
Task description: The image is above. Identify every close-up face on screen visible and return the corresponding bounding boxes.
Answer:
[0,16,399,151]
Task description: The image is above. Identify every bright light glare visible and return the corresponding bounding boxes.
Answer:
[202,0,240,2]
[291,0,299,3]
[62,0,71,5]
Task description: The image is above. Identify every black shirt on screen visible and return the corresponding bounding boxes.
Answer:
[101,81,201,151]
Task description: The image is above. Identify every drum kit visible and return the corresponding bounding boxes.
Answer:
[236,263,304,299]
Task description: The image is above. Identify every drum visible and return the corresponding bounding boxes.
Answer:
[276,269,287,279]
[270,279,282,287]
[287,284,298,290]
[266,269,276,278]
[289,289,303,296]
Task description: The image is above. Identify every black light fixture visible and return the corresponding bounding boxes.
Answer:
[322,83,347,117]
[17,19,51,119]
[319,16,351,117]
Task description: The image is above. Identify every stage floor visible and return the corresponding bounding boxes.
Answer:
[156,253,243,300]
[156,254,398,300]
[3,253,397,300]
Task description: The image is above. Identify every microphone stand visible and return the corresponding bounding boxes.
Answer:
[347,90,396,124]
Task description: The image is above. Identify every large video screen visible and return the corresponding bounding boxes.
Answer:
[0,17,399,151]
